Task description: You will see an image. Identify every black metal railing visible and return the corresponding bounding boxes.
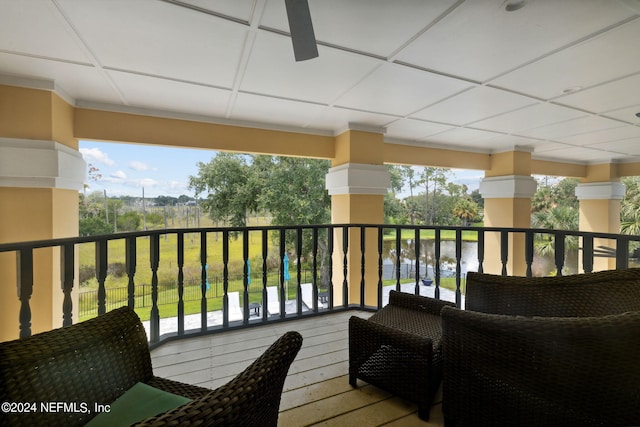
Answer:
[2,224,639,347]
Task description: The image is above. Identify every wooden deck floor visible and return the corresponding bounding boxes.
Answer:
[151,310,444,426]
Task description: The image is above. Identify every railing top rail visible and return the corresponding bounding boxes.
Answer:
[1,224,639,253]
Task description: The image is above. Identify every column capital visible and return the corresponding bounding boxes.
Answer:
[575,182,625,200]
[325,163,390,195]
[0,138,86,190]
[479,175,537,199]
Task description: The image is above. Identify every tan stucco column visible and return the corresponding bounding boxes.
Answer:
[0,84,84,341]
[479,149,536,276]
[325,127,390,307]
[575,163,625,271]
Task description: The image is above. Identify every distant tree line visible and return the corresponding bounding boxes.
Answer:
[79,192,197,236]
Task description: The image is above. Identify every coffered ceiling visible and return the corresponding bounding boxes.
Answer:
[1,0,640,164]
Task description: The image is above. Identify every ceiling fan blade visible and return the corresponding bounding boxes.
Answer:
[285,0,319,61]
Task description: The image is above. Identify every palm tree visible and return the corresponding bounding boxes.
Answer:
[531,206,579,259]
[453,198,478,227]
[621,177,640,235]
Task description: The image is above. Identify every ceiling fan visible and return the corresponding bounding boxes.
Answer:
[285,0,319,61]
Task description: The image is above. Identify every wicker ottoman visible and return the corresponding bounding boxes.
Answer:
[349,290,455,420]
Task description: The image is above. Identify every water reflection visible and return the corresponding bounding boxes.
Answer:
[382,239,478,280]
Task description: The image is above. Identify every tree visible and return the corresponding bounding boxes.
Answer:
[419,167,449,224]
[453,198,479,226]
[621,176,640,235]
[189,153,259,227]
[400,166,419,224]
[257,156,331,225]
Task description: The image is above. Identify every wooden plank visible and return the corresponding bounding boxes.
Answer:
[149,311,446,426]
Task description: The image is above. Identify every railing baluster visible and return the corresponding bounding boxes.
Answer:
[243,229,250,322]
[200,231,208,331]
[261,229,268,321]
[312,227,319,311]
[360,226,366,306]
[435,229,441,300]
[126,237,136,309]
[500,230,508,276]
[414,228,420,295]
[616,236,629,269]
[17,249,33,338]
[455,228,462,308]
[582,235,594,273]
[525,231,534,278]
[477,229,485,273]
[555,233,565,276]
[61,243,74,327]
[327,226,334,310]
[395,227,401,292]
[95,239,107,315]
[377,226,384,309]
[177,232,185,335]
[342,225,349,308]
[279,229,286,318]
[296,227,303,315]
[149,234,160,343]
[222,230,229,327]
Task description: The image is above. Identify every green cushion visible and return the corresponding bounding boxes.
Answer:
[85,382,191,427]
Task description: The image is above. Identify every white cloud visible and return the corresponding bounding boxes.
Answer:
[138,178,159,187]
[129,160,150,171]
[79,148,115,166]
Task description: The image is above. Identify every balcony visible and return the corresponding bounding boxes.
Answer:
[1,224,639,425]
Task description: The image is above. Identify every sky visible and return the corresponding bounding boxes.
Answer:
[79,141,484,199]
[79,141,215,198]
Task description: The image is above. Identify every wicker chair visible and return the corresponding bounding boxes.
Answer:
[0,306,302,427]
[442,269,640,427]
[465,268,640,316]
[349,290,455,420]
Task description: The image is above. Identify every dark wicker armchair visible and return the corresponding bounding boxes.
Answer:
[441,307,640,427]
[442,268,640,427]
[0,306,302,427]
[349,290,455,420]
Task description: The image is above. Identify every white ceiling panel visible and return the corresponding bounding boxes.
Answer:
[475,134,552,152]
[180,0,256,22]
[335,63,472,116]
[308,107,397,132]
[423,128,501,145]
[108,70,231,118]
[472,103,586,134]
[241,31,380,104]
[385,119,453,141]
[555,73,640,114]
[557,125,640,145]
[534,146,625,163]
[412,86,536,125]
[230,92,328,130]
[529,141,572,153]
[57,0,247,87]
[491,19,640,100]
[2,0,640,167]
[0,1,91,63]
[259,0,458,58]
[517,115,625,140]
[0,52,121,104]
[602,106,640,124]
[394,0,635,82]
[587,138,640,155]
